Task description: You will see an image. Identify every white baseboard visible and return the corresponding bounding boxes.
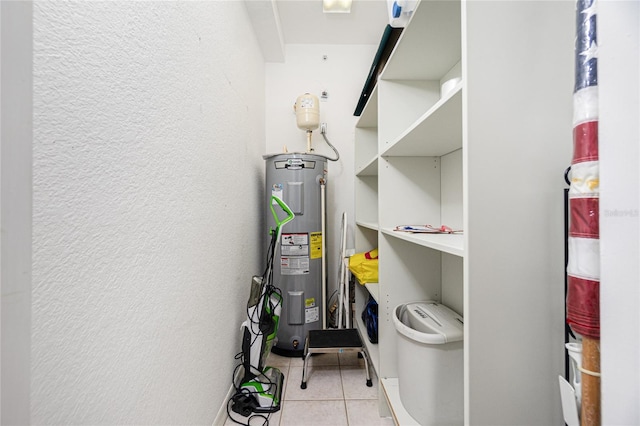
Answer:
[212,367,244,426]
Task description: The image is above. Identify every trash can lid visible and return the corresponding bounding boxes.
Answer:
[394,301,463,344]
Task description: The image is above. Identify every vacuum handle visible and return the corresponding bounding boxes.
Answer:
[270,195,295,232]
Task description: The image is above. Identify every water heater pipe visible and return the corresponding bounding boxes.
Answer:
[306,130,313,153]
[320,179,327,329]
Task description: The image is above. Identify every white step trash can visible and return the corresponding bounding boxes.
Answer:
[393,301,463,425]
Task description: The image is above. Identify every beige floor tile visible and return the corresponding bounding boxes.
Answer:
[341,366,378,400]
[277,366,289,405]
[345,399,395,426]
[279,400,348,426]
[267,352,293,368]
[290,352,339,368]
[284,366,344,400]
[338,351,367,367]
[223,344,388,426]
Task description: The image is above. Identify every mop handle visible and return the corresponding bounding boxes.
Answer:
[270,197,295,274]
[270,196,295,232]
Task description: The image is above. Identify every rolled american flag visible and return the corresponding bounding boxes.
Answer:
[567,0,600,339]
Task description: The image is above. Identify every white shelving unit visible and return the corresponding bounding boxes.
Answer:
[354,28,380,389]
[353,1,574,424]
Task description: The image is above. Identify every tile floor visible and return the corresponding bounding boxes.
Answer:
[224,351,394,426]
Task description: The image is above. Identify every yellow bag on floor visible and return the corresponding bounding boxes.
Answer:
[349,249,378,284]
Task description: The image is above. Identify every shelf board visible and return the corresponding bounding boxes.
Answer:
[381,227,464,257]
[356,156,378,176]
[381,0,461,81]
[380,378,420,426]
[355,314,380,378]
[355,281,379,303]
[365,283,379,303]
[356,221,379,231]
[382,84,462,157]
[356,85,378,128]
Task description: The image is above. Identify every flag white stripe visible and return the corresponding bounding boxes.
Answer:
[567,236,601,281]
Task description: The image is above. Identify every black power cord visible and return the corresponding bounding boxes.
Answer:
[226,227,283,425]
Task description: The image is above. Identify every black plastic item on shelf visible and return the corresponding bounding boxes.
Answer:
[353,25,403,116]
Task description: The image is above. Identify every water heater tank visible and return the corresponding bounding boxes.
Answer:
[263,152,327,357]
[294,93,320,131]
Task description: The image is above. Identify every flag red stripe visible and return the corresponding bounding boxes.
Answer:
[569,197,599,238]
[572,120,599,164]
[566,275,600,339]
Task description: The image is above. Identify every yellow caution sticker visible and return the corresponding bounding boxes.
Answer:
[305,297,316,308]
[310,232,322,259]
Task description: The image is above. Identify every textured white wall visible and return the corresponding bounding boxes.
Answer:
[265,44,376,300]
[31,2,265,424]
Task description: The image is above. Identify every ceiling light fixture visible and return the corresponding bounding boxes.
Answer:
[323,0,352,13]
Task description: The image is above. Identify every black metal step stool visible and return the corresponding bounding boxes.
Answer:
[300,328,372,389]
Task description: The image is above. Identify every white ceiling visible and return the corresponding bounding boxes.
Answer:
[245,0,390,62]
[276,0,389,45]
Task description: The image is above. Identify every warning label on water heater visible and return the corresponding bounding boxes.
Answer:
[305,306,319,323]
[281,233,310,258]
[281,244,308,256]
[310,232,322,259]
[271,184,283,203]
[282,233,308,246]
[280,256,310,275]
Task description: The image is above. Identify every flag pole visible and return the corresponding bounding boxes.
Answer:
[581,336,600,425]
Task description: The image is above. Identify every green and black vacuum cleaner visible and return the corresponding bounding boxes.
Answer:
[228,196,294,421]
